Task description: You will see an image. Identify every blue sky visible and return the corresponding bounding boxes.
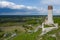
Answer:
[0,0,60,15]
[5,0,40,6]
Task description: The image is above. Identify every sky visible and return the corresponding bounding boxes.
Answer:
[0,0,60,15]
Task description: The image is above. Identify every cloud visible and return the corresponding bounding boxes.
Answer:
[53,9,60,14]
[0,1,60,15]
[0,1,26,9]
[40,0,60,15]
[0,1,37,10]
[41,0,60,5]
[0,1,42,15]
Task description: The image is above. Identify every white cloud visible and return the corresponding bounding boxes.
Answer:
[0,1,38,10]
[27,6,37,10]
[39,0,60,15]
[41,0,60,5]
[0,1,60,15]
[53,9,60,14]
[0,1,26,9]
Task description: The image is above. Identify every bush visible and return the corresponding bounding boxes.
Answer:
[0,29,3,32]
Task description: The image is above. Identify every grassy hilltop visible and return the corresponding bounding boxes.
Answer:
[0,15,60,40]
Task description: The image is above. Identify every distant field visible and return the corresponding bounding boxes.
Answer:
[0,15,45,27]
[0,26,25,32]
[0,15,60,27]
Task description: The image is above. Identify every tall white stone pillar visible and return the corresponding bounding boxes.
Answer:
[47,6,54,24]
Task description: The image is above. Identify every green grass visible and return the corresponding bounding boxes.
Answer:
[42,36,56,40]
[44,24,54,28]
[0,16,60,40]
[54,17,60,26]
[41,26,60,40]
[0,32,4,38]
[13,29,42,40]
